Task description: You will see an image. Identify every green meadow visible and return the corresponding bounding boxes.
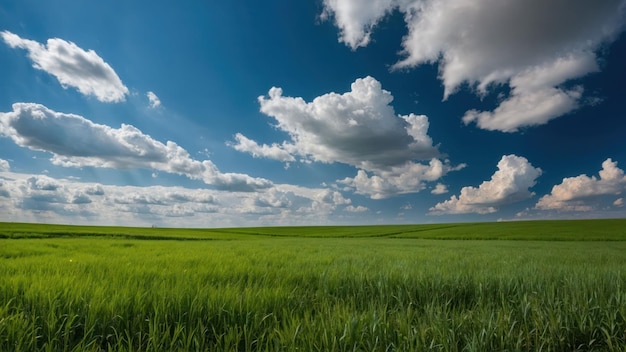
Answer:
[1,219,626,351]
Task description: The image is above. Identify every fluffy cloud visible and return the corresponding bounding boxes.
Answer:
[322,0,625,131]
[430,155,542,215]
[253,76,439,169]
[0,170,361,227]
[346,205,368,212]
[0,103,271,191]
[147,91,161,108]
[431,183,448,195]
[0,159,9,172]
[339,158,464,199]
[320,0,396,49]
[1,31,128,103]
[535,159,626,212]
[232,76,461,198]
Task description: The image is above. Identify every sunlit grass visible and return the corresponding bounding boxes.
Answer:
[1,220,626,351]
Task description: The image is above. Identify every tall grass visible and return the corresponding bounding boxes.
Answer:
[1,233,626,350]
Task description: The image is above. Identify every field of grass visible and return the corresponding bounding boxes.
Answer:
[1,219,626,351]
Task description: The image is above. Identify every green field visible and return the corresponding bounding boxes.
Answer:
[1,219,626,351]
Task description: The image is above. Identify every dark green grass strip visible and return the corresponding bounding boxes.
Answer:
[1,218,625,241]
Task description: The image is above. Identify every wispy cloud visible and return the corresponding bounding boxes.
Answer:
[1,31,128,103]
[229,133,295,163]
[147,91,161,108]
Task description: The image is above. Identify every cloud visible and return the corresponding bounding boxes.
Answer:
[0,159,9,172]
[0,103,271,191]
[430,155,542,215]
[320,0,396,49]
[0,172,222,224]
[1,31,128,103]
[232,76,461,198]
[147,91,161,108]
[346,205,368,212]
[535,158,626,212]
[339,158,464,199]
[431,183,448,195]
[0,170,360,227]
[322,0,626,131]
[228,133,295,163]
[252,76,439,170]
[461,55,593,132]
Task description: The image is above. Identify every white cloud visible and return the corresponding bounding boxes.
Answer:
[232,76,461,198]
[0,103,271,191]
[462,55,594,132]
[615,198,624,207]
[431,183,448,195]
[1,31,128,103]
[0,170,358,227]
[248,76,439,170]
[535,158,626,212]
[0,159,9,172]
[228,133,295,163]
[320,0,396,49]
[340,158,464,199]
[430,155,542,215]
[346,205,368,212]
[147,91,161,108]
[322,0,626,131]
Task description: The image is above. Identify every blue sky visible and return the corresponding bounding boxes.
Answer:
[1,0,626,227]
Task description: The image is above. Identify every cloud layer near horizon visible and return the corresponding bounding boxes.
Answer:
[322,0,625,132]
[0,167,358,227]
[1,31,128,103]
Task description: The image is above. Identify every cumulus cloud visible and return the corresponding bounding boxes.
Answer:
[0,103,271,191]
[0,159,9,172]
[431,183,448,195]
[430,155,542,215]
[232,76,461,198]
[147,91,161,108]
[252,76,439,169]
[1,31,128,103]
[322,0,625,131]
[535,158,626,212]
[339,158,464,199]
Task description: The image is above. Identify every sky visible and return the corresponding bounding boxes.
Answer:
[1,0,626,227]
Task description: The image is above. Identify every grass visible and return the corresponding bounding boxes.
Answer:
[1,219,626,351]
[3,218,626,240]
